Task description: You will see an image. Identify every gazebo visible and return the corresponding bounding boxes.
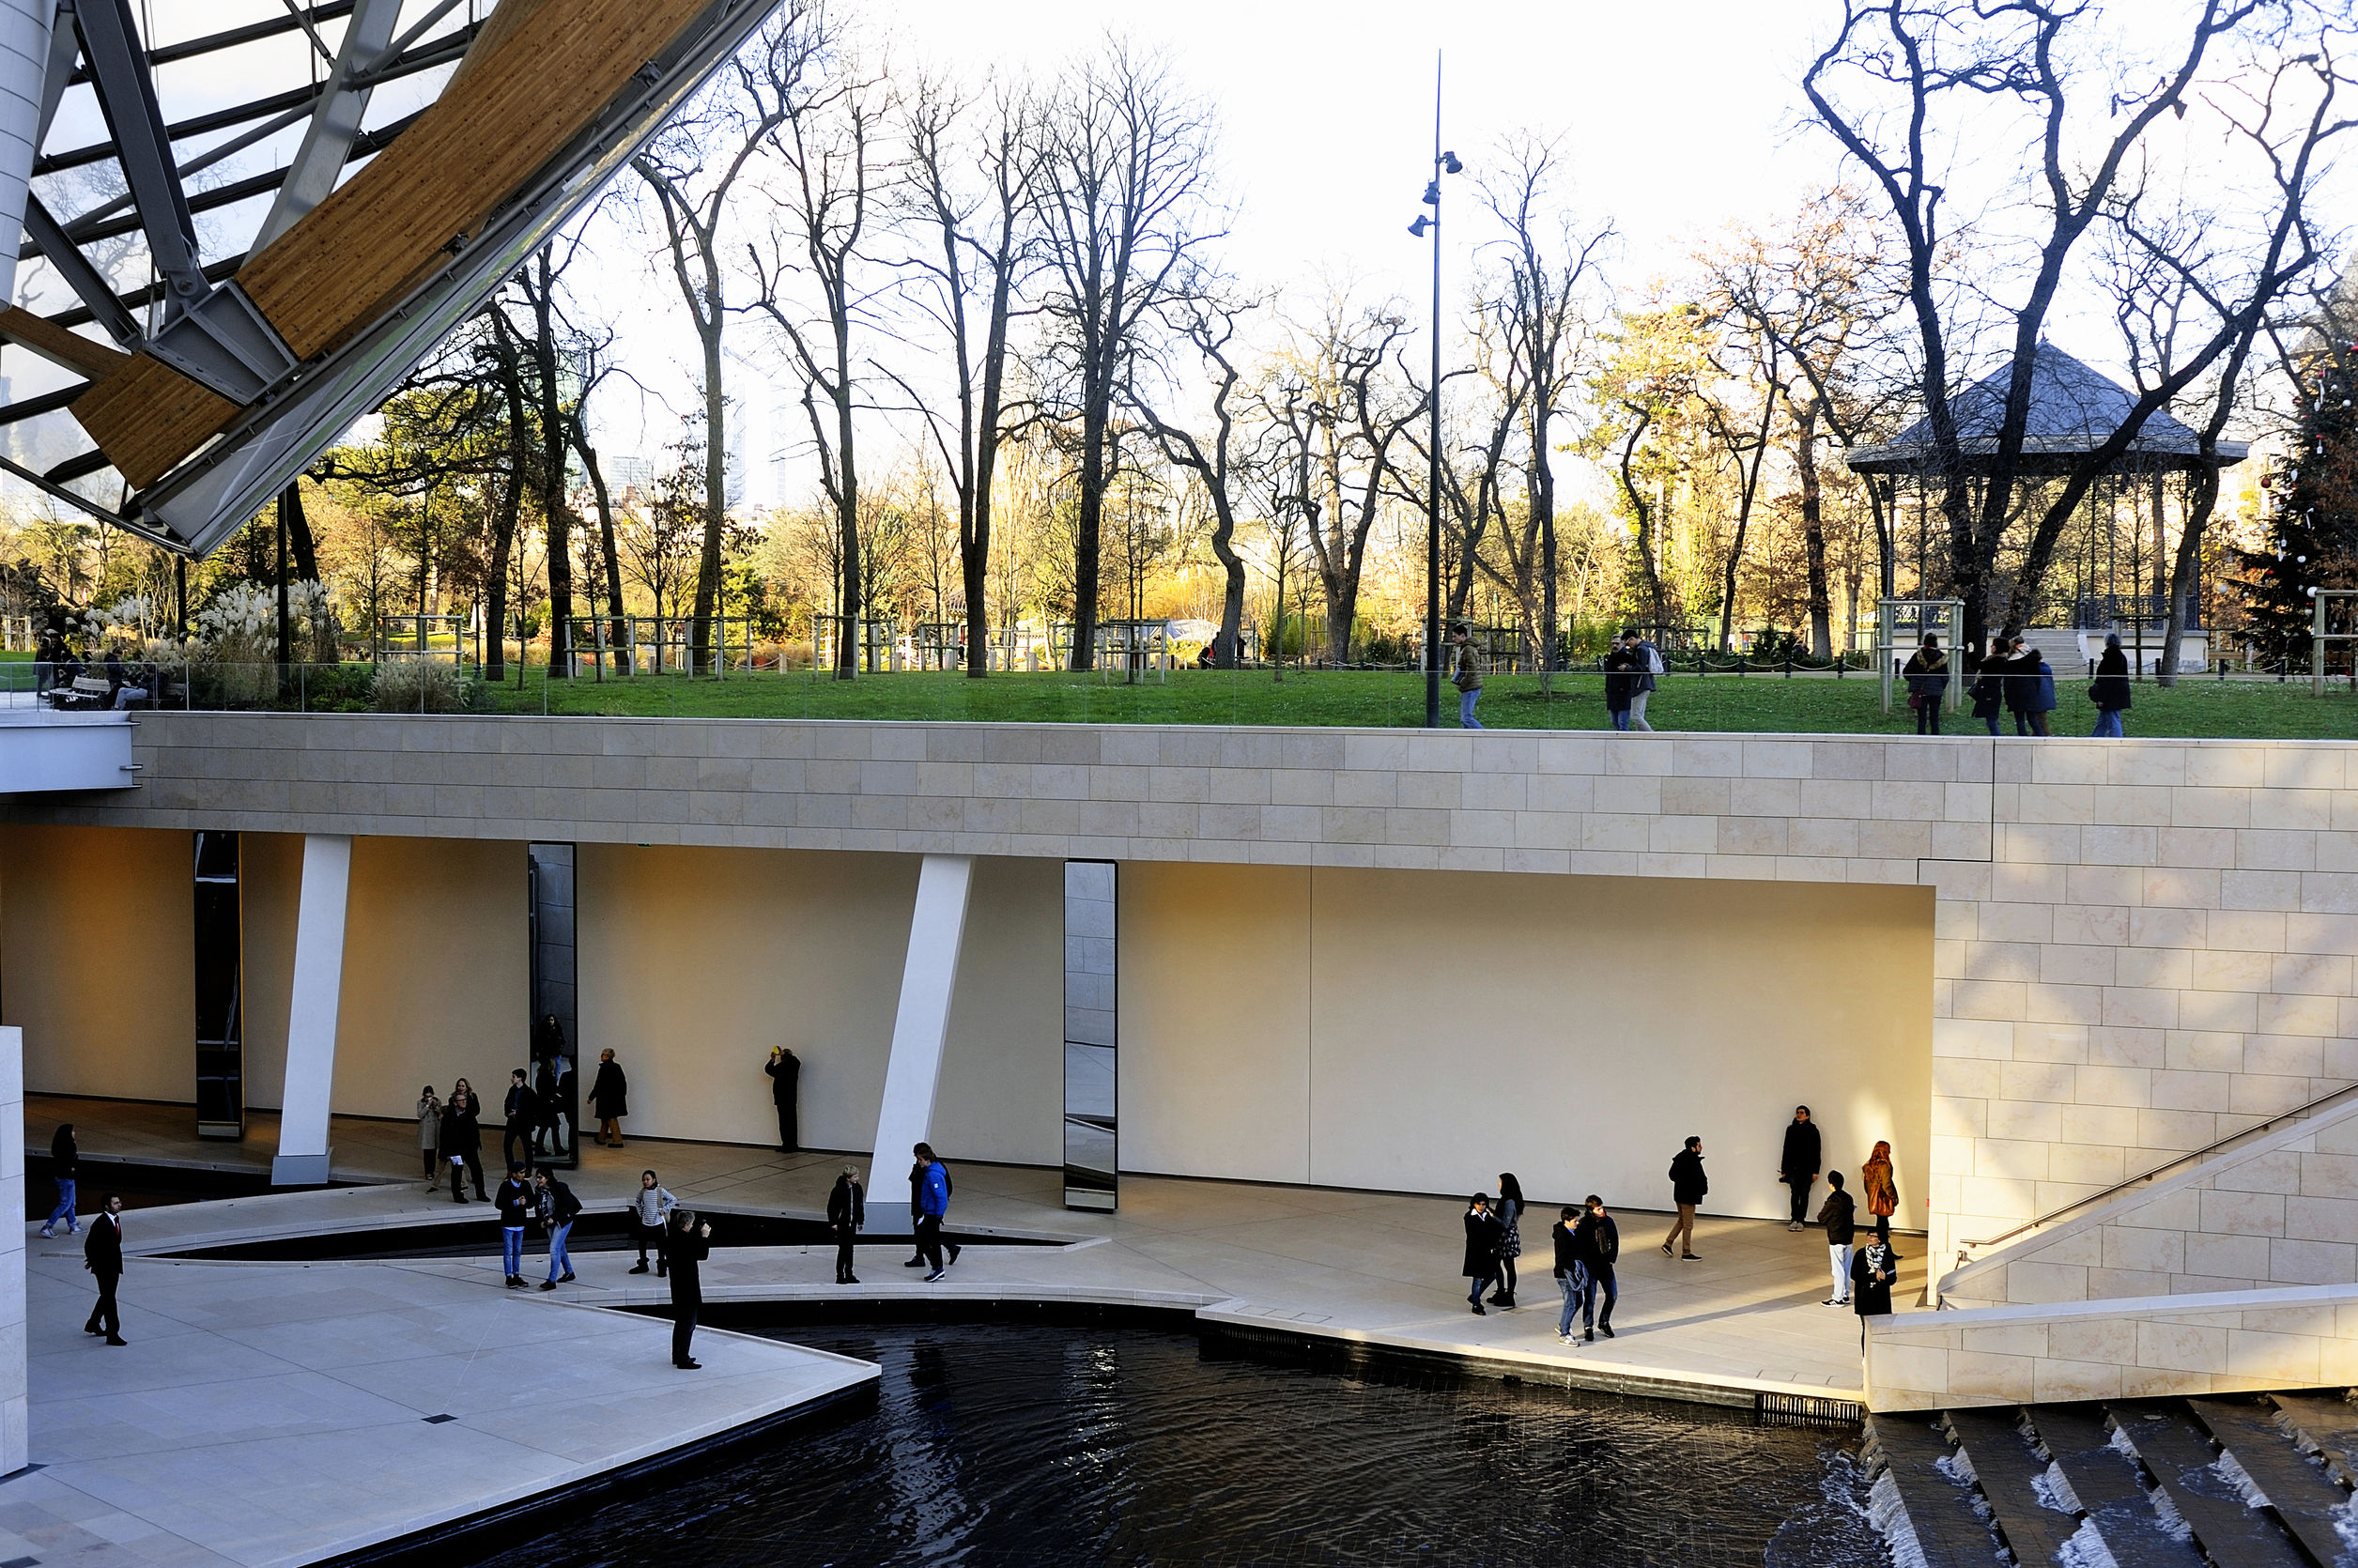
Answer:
[1847,344,2245,656]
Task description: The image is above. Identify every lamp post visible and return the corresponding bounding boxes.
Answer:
[1407,54,1461,728]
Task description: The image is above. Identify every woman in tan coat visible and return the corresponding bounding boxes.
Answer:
[1861,1141,1898,1245]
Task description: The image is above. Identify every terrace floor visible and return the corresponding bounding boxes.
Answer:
[25,1098,1921,1528]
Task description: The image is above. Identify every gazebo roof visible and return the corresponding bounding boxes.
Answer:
[1847,343,2247,475]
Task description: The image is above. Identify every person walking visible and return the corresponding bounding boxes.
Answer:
[628,1170,674,1275]
[1550,1206,1583,1344]
[1660,1136,1706,1260]
[84,1193,126,1345]
[1623,629,1662,731]
[914,1143,955,1282]
[589,1049,628,1147]
[1817,1169,1857,1306]
[1571,1194,1619,1343]
[766,1046,801,1154]
[1861,1140,1899,1245]
[494,1162,533,1289]
[1603,640,1637,731]
[1449,623,1484,730]
[41,1122,79,1238]
[2003,635,2053,736]
[416,1087,441,1186]
[1902,634,1950,735]
[533,1168,580,1290]
[1778,1106,1821,1234]
[441,1085,486,1203]
[1489,1173,1525,1309]
[501,1068,538,1175]
[667,1208,712,1369]
[827,1163,865,1284]
[903,1149,959,1270]
[2091,631,2133,737]
[1461,1192,1503,1315]
[1969,643,2007,737]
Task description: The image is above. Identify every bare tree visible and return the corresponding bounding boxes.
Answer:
[1130,289,1254,665]
[633,5,816,671]
[1803,0,2311,656]
[890,71,1041,676]
[749,38,886,680]
[1482,134,1611,672]
[1034,39,1221,669]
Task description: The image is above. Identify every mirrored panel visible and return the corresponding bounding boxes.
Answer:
[528,843,578,1170]
[1063,860,1117,1210]
[193,830,242,1139]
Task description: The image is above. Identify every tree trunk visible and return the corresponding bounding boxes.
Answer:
[831,329,861,682]
[1072,378,1106,670]
[691,320,726,676]
[1533,404,1558,673]
[532,260,574,678]
[1795,400,1833,660]
[2161,459,2218,689]
[573,433,629,673]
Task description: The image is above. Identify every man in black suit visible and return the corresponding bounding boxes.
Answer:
[84,1193,126,1345]
[668,1209,712,1369]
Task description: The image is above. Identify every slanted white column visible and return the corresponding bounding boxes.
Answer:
[870,855,973,1199]
[0,1024,24,1474]
[272,834,351,1186]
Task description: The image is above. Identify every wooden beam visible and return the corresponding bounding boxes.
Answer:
[69,353,240,489]
[0,305,131,380]
[238,0,713,361]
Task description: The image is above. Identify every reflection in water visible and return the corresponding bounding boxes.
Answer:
[473,1323,1885,1568]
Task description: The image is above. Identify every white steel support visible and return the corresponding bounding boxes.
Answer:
[272,834,351,1186]
[253,0,401,251]
[0,1025,24,1473]
[870,855,973,1196]
[0,0,54,307]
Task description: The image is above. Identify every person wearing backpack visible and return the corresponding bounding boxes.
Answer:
[1621,629,1662,730]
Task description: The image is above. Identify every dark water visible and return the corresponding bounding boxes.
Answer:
[474,1323,1887,1568]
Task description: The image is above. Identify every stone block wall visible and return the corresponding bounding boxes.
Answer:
[1866,1284,2358,1410]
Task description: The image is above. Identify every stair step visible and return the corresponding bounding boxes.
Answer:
[2270,1393,2358,1490]
[1865,1413,2009,1568]
[2107,1405,2308,1568]
[2023,1405,2207,1568]
[2188,1398,2353,1566]
[1944,1407,2083,1565]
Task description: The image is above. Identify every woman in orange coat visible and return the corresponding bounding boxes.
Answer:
[1860,1141,1898,1246]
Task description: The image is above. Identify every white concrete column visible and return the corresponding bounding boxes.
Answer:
[272,834,351,1186]
[0,1024,24,1475]
[870,855,973,1199]
[0,0,55,307]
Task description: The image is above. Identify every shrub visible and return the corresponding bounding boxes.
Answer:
[370,659,471,713]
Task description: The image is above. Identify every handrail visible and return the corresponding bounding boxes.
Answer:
[1949,1078,2358,1276]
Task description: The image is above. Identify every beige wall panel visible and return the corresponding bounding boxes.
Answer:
[331,837,527,1120]
[1119,861,1313,1186]
[1,825,192,1101]
[236,832,302,1110]
[1306,869,1934,1220]
[932,855,1063,1168]
[577,844,917,1153]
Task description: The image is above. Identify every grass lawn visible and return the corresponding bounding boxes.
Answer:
[453,665,2358,739]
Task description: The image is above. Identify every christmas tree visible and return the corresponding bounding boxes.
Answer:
[2234,341,2358,668]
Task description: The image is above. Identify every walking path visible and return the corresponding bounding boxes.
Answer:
[11,1095,1922,1565]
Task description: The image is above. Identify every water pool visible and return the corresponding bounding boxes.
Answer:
[470,1321,1887,1568]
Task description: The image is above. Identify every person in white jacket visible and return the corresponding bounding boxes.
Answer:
[628,1170,676,1277]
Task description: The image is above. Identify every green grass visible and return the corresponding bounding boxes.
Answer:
[452,666,2358,739]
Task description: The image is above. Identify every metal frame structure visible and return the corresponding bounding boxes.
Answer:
[2314,589,2358,696]
[0,0,780,557]
[1876,596,1965,717]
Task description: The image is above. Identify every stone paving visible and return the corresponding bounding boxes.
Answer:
[35,1096,1920,1416]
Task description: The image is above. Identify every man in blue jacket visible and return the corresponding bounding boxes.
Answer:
[915,1142,953,1282]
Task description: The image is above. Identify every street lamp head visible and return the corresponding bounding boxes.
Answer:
[1441,151,1463,175]
[1408,215,1431,238]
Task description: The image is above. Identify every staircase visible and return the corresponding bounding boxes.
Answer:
[1869,1393,2358,1566]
